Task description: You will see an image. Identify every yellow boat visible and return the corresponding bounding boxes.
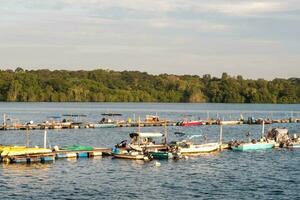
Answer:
[0,146,52,157]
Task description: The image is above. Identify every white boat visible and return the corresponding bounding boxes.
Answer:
[93,123,117,128]
[218,120,242,125]
[178,142,220,154]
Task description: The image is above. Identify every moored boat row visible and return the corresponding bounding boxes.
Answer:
[1,122,299,164]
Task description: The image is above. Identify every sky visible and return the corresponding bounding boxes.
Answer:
[0,0,299,79]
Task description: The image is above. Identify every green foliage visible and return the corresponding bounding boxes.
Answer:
[0,69,298,103]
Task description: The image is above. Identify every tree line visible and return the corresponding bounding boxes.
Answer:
[0,68,299,103]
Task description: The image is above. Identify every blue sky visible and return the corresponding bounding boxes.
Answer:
[0,0,299,79]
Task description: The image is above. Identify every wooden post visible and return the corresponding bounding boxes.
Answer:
[261,120,265,139]
[3,113,6,129]
[138,116,141,133]
[44,130,47,148]
[219,125,223,145]
[26,126,29,147]
[164,120,167,145]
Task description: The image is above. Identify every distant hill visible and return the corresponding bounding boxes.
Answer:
[0,68,299,103]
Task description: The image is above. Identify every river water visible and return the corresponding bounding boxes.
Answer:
[0,103,299,200]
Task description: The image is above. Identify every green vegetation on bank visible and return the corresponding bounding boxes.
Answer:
[0,68,299,103]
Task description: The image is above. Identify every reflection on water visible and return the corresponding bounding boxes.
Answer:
[0,103,299,200]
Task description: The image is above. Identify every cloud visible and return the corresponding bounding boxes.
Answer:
[199,2,284,16]
[0,0,299,79]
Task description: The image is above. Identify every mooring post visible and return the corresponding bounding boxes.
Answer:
[44,130,47,148]
[26,126,29,147]
[261,120,265,139]
[219,125,223,150]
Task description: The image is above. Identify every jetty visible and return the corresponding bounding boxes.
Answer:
[0,112,299,132]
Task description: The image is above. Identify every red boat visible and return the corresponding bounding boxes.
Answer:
[181,120,205,127]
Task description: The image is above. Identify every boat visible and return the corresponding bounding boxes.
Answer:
[93,123,117,128]
[231,142,274,151]
[178,142,220,154]
[176,126,223,155]
[149,147,182,160]
[0,146,52,157]
[218,120,242,125]
[92,117,118,128]
[150,151,173,159]
[112,147,151,160]
[181,120,205,127]
[231,121,275,151]
[127,132,168,151]
[113,152,150,160]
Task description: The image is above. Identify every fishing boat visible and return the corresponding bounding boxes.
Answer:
[176,125,224,155]
[93,123,117,128]
[113,151,150,160]
[92,116,118,128]
[150,151,173,159]
[149,146,182,160]
[231,121,275,151]
[112,147,151,160]
[218,120,242,125]
[178,142,220,154]
[113,121,169,160]
[127,132,168,151]
[231,142,274,151]
[0,146,52,157]
[181,120,205,127]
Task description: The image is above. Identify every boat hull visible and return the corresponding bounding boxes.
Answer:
[113,154,146,160]
[150,152,173,160]
[179,143,219,154]
[182,121,204,127]
[93,123,117,128]
[231,143,274,151]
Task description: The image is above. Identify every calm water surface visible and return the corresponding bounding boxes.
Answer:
[0,103,299,200]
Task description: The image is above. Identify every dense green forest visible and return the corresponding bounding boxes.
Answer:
[0,68,299,103]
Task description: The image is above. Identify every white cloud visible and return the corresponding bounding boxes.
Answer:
[203,1,287,16]
[0,0,299,78]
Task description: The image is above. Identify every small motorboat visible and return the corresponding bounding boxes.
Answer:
[178,142,220,154]
[231,141,274,151]
[93,117,117,128]
[93,123,117,128]
[181,120,205,127]
[112,148,151,160]
[218,120,243,125]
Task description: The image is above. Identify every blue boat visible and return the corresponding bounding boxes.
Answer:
[231,142,274,151]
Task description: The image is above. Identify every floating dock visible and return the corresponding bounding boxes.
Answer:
[0,118,299,131]
[1,148,112,164]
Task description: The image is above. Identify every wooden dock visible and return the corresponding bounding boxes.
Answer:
[0,118,299,131]
[1,148,112,164]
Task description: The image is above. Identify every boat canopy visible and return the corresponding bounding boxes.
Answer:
[130,132,163,138]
